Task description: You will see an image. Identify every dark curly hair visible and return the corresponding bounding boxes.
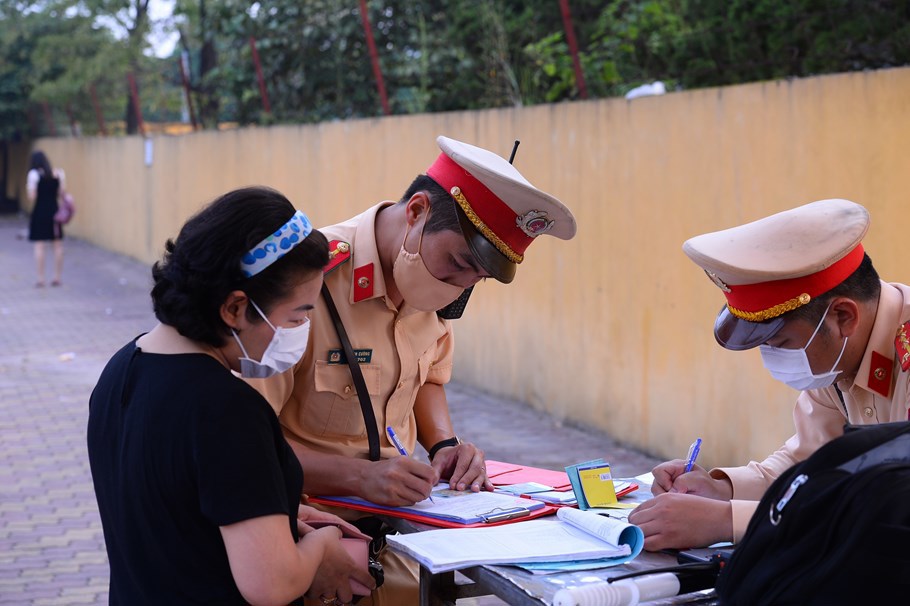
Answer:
[151,187,329,347]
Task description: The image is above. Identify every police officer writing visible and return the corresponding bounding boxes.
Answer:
[250,136,576,604]
[629,199,910,550]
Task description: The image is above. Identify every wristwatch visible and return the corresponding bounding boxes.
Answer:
[428,436,460,461]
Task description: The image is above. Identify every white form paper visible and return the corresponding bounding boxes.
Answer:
[388,517,633,573]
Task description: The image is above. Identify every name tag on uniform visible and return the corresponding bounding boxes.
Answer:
[327,349,373,365]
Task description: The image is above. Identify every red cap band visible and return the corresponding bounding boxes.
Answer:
[427,152,534,258]
[725,244,865,319]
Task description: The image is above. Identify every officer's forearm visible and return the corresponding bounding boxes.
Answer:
[284,436,375,498]
[413,383,456,450]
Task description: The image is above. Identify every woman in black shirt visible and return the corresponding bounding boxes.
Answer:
[88,187,374,605]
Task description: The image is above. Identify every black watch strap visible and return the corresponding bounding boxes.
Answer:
[428,437,460,461]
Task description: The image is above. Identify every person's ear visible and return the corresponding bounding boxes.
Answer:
[220,290,250,331]
[829,297,860,338]
[404,191,431,226]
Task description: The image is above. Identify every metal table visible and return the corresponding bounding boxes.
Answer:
[415,550,718,605]
[384,488,720,606]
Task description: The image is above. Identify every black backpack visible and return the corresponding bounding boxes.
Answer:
[715,421,910,605]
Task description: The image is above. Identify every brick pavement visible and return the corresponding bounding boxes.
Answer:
[0,214,660,605]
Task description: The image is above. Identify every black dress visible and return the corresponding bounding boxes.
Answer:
[87,340,305,605]
[28,173,61,241]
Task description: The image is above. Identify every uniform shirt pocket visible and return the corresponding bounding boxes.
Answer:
[308,361,382,437]
[417,351,433,385]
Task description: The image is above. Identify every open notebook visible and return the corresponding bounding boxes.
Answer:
[387,508,644,573]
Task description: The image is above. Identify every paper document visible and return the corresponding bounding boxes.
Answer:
[387,508,644,573]
[556,508,643,551]
[496,480,635,506]
[314,483,545,524]
[635,471,656,486]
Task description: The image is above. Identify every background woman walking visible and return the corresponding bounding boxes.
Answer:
[26,150,66,287]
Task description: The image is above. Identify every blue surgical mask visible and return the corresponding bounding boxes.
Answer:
[232,300,310,379]
[759,304,847,391]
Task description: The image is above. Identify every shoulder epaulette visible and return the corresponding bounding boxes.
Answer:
[324,240,352,275]
[895,320,910,372]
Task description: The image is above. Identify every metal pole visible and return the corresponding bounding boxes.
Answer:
[88,84,108,136]
[179,51,199,130]
[127,72,146,136]
[26,107,39,138]
[65,103,79,137]
[249,37,272,116]
[41,102,57,136]
[557,0,589,99]
[358,0,391,115]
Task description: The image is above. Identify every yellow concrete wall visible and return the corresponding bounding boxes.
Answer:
[25,67,910,469]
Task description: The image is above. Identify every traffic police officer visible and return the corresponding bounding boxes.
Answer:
[630,199,910,550]
[251,136,576,604]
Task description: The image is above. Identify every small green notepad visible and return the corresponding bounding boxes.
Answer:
[566,458,618,509]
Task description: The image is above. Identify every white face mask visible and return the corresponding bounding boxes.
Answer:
[232,300,311,379]
[759,304,848,391]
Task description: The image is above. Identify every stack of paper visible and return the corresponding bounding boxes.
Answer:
[496,482,578,505]
[387,508,644,574]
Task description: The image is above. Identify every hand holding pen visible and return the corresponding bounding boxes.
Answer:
[649,438,733,499]
[386,426,435,503]
[683,438,702,473]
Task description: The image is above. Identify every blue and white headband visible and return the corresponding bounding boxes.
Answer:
[240,210,314,278]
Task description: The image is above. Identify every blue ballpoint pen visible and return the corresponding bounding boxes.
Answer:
[684,438,702,473]
[386,426,435,502]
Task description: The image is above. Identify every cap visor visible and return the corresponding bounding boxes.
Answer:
[713,305,786,351]
[455,206,516,284]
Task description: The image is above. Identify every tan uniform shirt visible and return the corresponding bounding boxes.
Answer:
[251,202,454,459]
[712,281,910,541]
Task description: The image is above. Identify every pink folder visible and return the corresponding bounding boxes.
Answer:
[484,460,574,491]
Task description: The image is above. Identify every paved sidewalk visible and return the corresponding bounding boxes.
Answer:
[0,214,659,605]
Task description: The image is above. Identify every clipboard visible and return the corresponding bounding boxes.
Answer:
[308,490,558,528]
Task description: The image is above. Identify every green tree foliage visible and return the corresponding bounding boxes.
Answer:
[3,0,908,135]
[182,0,906,126]
[0,4,34,140]
[28,15,126,135]
[81,0,153,133]
[670,0,910,87]
[0,0,184,138]
[0,5,116,138]
[523,0,687,101]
